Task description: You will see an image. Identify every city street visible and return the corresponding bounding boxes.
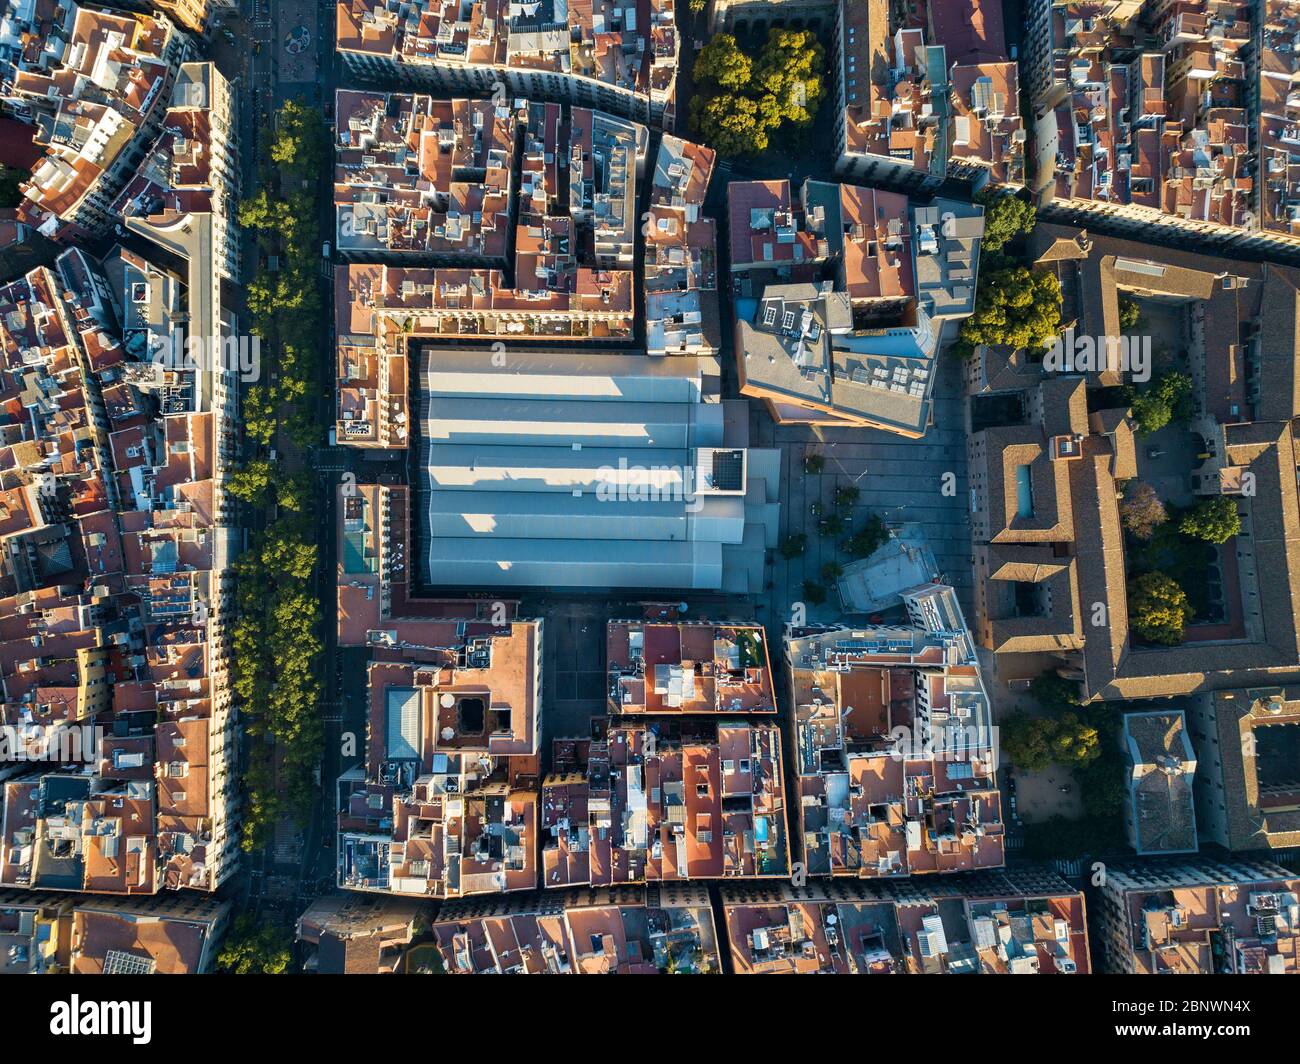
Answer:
[212,0,342,918]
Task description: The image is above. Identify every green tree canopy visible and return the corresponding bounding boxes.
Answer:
[975,190,1036,253]
[1049,711,1102,767]
[236,187,283,229]
[689,92,769,156]
[1128,370,1193,436]
[802,580,828,606]
[1178,496,1241,544]
[271,98,328,175]
[1029,670,1082,713]
[958,266,1062,350]
[1128,570,1189,645]
[276,471,315,513]
[242,384,278,447]
[1118,295,1141,331]
[779,533,807,559]
[1002,709,1101,772]
[1000,712,1054,772]
[226,458,274,503]
[752,29,825,125]
[843,514,889,559]
[688,30,826,155]
[218,915,293,974]
[0,166,27,210]
[1079,755,1126,819]
[694,34,752,92]
[259,520,318,581]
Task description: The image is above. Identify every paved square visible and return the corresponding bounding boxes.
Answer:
[752,351,974,629]
[277,0,318,87]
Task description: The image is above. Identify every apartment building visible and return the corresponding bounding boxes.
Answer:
[540,719,791,887]
[335,91,643,277]
[606,620,777,715]
[833,0,1025,190]
[731,179,983,435]
[149,0,236,37]
[1096,858,1299,974]
[0,3,194,241]
[334,0,679,127]
[968,225,1300,701]
[723,880,906,973]
[0,241,238,895]
[726,178,827,275]
[645,134,722,357]
[722,868,1089,974]
[430,884,720,973]
[116,62,242,287]
[1186,686,1300,852]
[334,90,516,263]
[1017,0,1300,253]
[0,892,68,973]
[572,108,642,268]
[334,612,544,897]
[1029,3,1252,235]
[0,53,244,894]
[0,889,230,973]
[784,583,1005,879]
[1258,1,1300,239]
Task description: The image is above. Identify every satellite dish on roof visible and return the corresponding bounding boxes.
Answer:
[440,693,455,708]
[441,727,455,742]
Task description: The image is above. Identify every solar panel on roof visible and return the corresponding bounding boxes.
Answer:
[709,450,744,491]
[103,950,157,975]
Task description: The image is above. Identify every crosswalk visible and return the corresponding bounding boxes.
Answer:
[1053,857,1087,879]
